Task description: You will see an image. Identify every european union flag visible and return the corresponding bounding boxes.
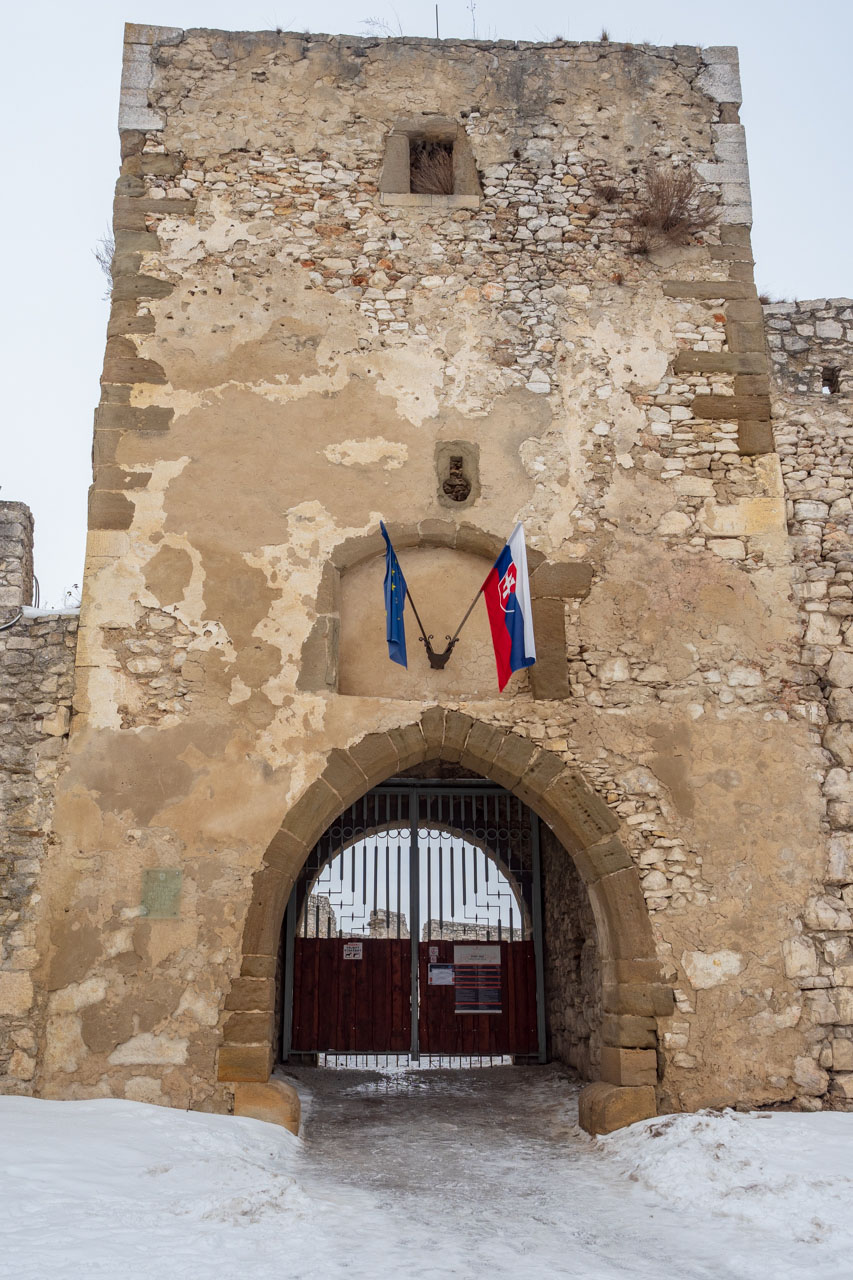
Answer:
[380,522,408,667]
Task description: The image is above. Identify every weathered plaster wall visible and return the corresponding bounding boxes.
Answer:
[767,298,853,1107]
[0,504,77,1094]
[30,26,830,1116]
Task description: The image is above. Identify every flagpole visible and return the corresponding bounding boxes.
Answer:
[446,585,484,647]
[403,585,432,649]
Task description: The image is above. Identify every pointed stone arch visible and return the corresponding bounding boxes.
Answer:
[219,709,672,1133]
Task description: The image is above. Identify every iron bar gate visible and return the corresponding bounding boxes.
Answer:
[281,779,546,1063]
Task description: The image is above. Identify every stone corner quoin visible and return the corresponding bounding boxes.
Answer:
[1,28,852,1133]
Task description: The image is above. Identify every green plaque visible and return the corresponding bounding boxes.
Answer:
[141,868,182,919]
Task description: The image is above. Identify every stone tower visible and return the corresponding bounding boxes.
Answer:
[4,24,851,1130]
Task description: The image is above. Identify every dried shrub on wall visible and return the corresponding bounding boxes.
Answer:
[410,141,454,195]
[630,163,716,252]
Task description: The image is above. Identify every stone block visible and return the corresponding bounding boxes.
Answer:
[455,523,503,562]
[828,834,853,885]
[263,827,305,877]
[738,419,774,456]
[662,280,751,300]
[379,132,410,194]
[321,748,368,805]
[233,1080,301,1134]
[387,723,427,770]
[87,488,134,531]
[824,723,853,768]
[540,771,620,852]
[419,705,446,756]
[601,1013,657,1049]
[458,720,506,774]
[696,56,742,107]
[572,834,632,884]
[528,598,569,700]
[222,1011,276,1044]
[417,519,457,548]
[832,1040,853,1071]
[691,394,770,421]
[225,977,275,1012]
[282,779,341,845]
[600,1046,658,1087]
[488,732,539,789]
[110,273,175,304]
[578,1082,657,1135]
[512,749,564,810]
[673,350,765,375]
[592,869,656,961]
[603,983,675,1017]
[0,971,34,1015]
[441,711,473,763]
[124,22,184,44]
[349,732,400,784]
[828,651,853,689]
[241,954,277,980]
[218,1042,273,1083]
[296,615,338,691]
[530,560,593,599]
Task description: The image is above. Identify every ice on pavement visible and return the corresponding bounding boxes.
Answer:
[2,1066,852,1280]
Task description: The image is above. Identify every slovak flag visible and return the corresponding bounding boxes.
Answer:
[482,523,536,691]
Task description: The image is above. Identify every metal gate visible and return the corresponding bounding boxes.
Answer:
[281,780,546,1063]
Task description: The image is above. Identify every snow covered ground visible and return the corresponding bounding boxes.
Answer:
[2,1067,852,1280]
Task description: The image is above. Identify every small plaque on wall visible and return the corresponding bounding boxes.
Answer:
[141,869,182,919]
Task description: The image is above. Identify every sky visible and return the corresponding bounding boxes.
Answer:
[1,0,850,606]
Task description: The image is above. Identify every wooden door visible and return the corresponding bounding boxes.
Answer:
[290,937,411,1052]
[417,939,538,1056]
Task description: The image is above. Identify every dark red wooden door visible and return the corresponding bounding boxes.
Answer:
[290,937,411,1052]
[418,940,538,1056]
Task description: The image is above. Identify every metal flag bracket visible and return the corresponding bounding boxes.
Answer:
[405,584,483,670]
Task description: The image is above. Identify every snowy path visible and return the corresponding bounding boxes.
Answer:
[2,1066,853,1279]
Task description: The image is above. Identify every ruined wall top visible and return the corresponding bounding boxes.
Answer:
[765,298,853,399]
[0,502,34,621]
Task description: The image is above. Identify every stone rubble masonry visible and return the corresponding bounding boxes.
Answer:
[0,506,77,1094]
[0,26,849,1127]
[768,298,853,1109]
[0,503,33,620]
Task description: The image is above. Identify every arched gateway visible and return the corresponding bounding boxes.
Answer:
[220,711,673,1134]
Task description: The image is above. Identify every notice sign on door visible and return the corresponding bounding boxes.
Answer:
[453,944,501,1014]
[428,963,455,986]
[342,941,363,960]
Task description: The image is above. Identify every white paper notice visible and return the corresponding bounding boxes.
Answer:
[453,944,500,965]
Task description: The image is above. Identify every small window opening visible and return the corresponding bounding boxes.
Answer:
[410,139,454,195]
[822,365,841,396]
[442,456,471,503]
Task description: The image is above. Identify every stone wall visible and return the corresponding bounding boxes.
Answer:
[0,504,77,1094]
[0,503,33,623]
[541,821,600,1076]
[26,26,830,1118]
[768,299,853,1107]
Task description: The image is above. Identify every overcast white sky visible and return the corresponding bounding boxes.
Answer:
[1,0,850,605]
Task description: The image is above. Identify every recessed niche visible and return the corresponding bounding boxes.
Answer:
[435,441,479,508]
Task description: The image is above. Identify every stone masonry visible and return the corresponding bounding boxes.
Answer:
[0,504,77,1093]
[767,298,853,1105]
[0,27,850,1132]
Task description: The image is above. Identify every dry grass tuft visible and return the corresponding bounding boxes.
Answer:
[410,141,455,195]
[630,163,716,250]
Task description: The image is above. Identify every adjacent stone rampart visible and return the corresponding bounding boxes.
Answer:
[0,505,77,1094]
[768,299,853,1106]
